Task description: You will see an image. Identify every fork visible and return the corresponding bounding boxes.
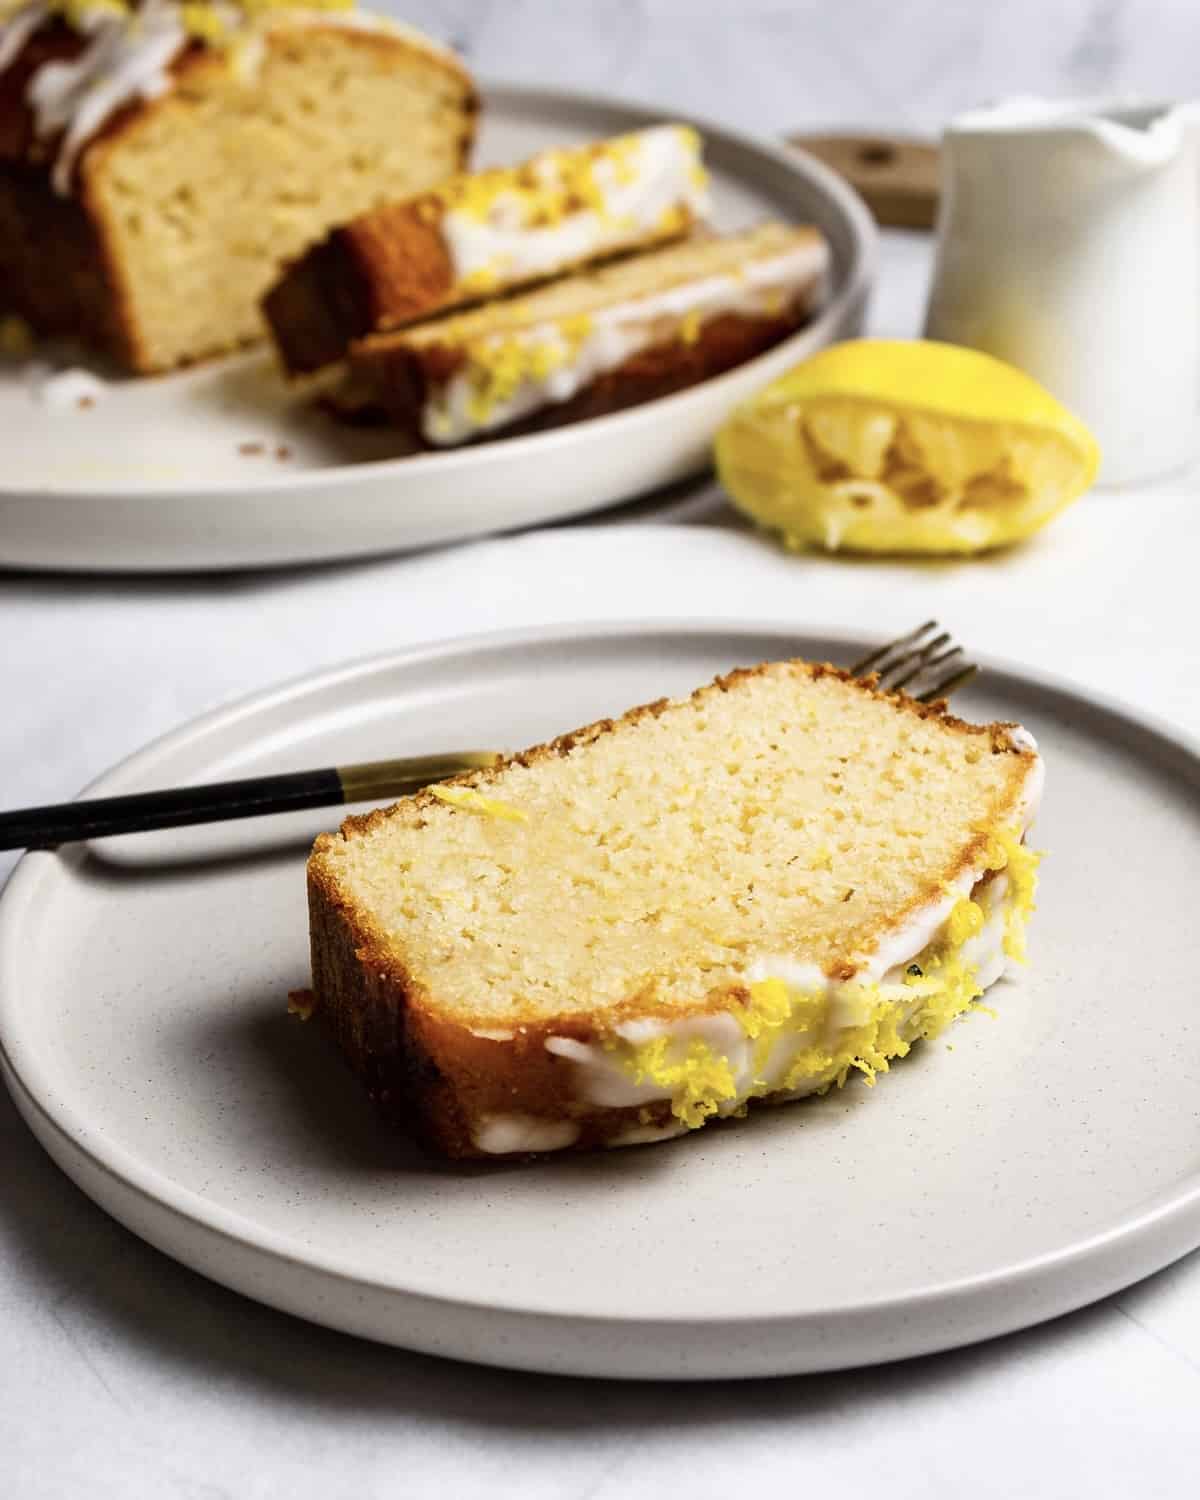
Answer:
[0,622,977,850]
[849,618,978,702]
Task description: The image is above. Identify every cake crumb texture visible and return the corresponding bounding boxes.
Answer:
[305,659,1041,1157]
[0,13,476,370]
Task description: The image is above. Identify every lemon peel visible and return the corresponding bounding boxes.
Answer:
[427,785,528,822]
[715,338,1100,555]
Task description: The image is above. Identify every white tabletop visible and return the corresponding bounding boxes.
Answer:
[6,26,1200,1500]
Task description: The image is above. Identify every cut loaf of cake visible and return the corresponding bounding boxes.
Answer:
[0,1,476,372]
[307,659,1044,1159]
[263,124,711,374]
[343,221,829,446]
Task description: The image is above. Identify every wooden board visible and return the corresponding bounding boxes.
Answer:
[788,134,940,229]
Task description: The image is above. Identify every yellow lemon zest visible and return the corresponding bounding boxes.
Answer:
[427,785,528,822]
[180,2,228,42]
[46,0,130,27]
[440,131,669,229]
[679,309,703,346]
[598,848,1046,1131]
[989,828,1041,960]
[741,977,793,1037]
[464,315,594,423]
[621,1035,739,1129]
[945,894,985,947]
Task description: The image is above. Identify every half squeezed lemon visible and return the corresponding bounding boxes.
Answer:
[716,339,1100,555]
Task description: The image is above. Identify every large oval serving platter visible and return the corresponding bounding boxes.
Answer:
[0,87,874,571]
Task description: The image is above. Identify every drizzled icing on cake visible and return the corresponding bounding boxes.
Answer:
[0,0,48,73]
[533,750,1044,1151]
[0,0,437,193]
[422,236,830,446]
[437,126,712,296]
[26,0,187,192]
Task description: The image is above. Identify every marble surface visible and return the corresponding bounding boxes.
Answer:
[5,6,1200,1496]
[385,0,1200,137]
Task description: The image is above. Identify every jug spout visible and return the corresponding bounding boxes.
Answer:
[926,94,1200,484]
[950,95,1200,171]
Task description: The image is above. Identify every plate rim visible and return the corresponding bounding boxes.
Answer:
[0,80,877,504]
[4,617,1199,1371]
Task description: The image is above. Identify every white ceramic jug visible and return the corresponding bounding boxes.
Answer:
[925,97,1200,485]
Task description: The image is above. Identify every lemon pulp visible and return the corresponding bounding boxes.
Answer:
[716,339,1100,555]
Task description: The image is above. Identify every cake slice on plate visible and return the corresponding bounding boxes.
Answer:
[341,221,829,445]
[0,1,477,372]
[306,659,1043,1159]
[263,123,711,374]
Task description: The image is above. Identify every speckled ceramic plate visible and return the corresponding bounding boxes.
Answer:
[0,85,873,573]
[2,621,1199,1379]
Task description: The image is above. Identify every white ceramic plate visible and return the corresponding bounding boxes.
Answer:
[0,86,874,573]
[4,621,1199,1381]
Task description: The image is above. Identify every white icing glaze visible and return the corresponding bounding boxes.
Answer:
[0,3,464,194]
[29,365,107,407]
[472,1113,580,1155]
[440,125,710,293]
[23,0,186,193]
[957,873,1010,991]
[1006,725,1044,830]
[422,237,830,445]
[607,1119,690,1147]
[0,0,48,74]
[547,1012,751,1111]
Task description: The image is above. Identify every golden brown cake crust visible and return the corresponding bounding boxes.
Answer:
[0,19,478,372]
[306,659,1038,1159]
[262,131,706,376]
[263,201,460,374]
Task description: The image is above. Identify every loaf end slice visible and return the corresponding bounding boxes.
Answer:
[0,13,477,372]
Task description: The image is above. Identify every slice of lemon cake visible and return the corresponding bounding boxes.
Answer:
[307,660,1043,1159]
[263,123,711,375]
[342,221,829,445]
[0,1,477,372]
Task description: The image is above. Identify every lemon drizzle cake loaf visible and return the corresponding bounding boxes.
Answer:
[343,222,829,445]
[307,660,1043,1159]
[263,124,711,374]
[0,0,476,372]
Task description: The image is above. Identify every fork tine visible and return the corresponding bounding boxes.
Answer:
[848,619,939,677]
[883,637,956,693]
[848,622,978,703]
[915,662,979,703]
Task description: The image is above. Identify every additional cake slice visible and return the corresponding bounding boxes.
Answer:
[307,659,1043,1159]
[0,2,477,372]
[262,124,711,374]
[341,222,829,445]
